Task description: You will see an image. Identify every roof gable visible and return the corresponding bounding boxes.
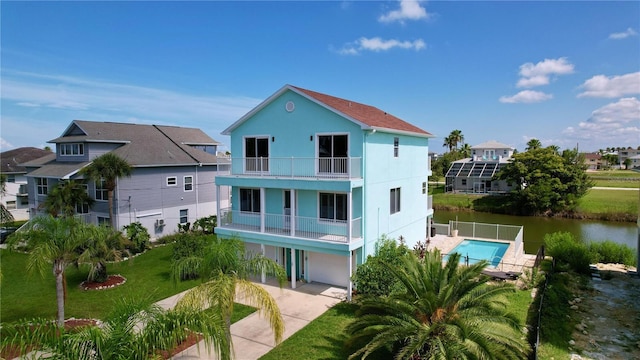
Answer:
[223,85,432,138]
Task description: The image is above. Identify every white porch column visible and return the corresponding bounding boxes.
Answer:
[215,185,221,218]
[261,244,266,283]
[260,187,265,233]
[290,189,296,237]
[290,248,296,289]
[348,250,353,301]
[347,190,353,241]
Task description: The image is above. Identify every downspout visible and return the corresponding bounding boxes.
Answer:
[115,177,120,229]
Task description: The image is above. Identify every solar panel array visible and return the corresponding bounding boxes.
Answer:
[445,162,504,178]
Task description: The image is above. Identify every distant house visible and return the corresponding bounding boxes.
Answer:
[23,120,230,236]
[582,153,602,170]
[619,148,640,168]
[214,85,433,295]
[628,154,640,169]
[445,140,515,193]
[0,147,53,220]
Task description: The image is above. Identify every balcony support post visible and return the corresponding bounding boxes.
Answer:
[290,189,296,237]
[290,248,296,289]
[347,190,352,241]
[261,244,266,283]
[347,250,353,301]
[260,187,265,233]
[215,185,221,221]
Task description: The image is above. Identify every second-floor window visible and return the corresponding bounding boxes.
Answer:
[390,187,401,214]
[318,134,348,174]
[95,179,108,201]
[36,178,48,195]
[240,188,260,213]
[184,176,193,191]
[60,143,84,156]
[245,137,269,172]
[319,192,347,221]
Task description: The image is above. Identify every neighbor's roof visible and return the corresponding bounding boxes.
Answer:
[471,140,513,150]
[47,120,227,167]
[0,147,53,174]
[582,153,601,160]
[223,84,432,137]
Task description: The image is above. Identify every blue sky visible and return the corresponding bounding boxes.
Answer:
[1,1,639,153]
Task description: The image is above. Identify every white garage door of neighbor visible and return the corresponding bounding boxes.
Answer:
[308,252,349,288]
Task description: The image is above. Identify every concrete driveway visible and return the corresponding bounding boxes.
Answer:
[169,281,347,360]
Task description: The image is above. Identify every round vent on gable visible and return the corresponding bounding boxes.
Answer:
[285,101,295,112]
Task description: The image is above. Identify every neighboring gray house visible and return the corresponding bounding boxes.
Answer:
[0,147,53,220]
[445,140,515,193]
[23,120,230,236]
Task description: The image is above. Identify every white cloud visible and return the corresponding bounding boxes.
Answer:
[0,138,14,151]
[499,90,553,104]
[577,72,640,98]
[338,37,426,55]
[379,0,430,23]
[516,57,575,88]
[609,27,638,40]
[562,97,640,148]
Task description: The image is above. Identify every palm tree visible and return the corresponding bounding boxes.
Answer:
[1,297,231,360]
[7,215,90,327]
[78,224,129,283]
[41,180,94,218]
[459,143,472,158]
[346,250,530,360]
[172,235,287,357]
[526,138,542,151]
[80,153,132,227]
[442,135,455,152]
[448,129,465,150]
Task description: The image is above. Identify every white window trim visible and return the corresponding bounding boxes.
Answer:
[315,132,350,175]
[95,179,108,202]
[242,135,270,173]
[183,176,193,192]
[317,191,348,224]
[36,178,48,195]
[239,188,261,214]
[60,143,85,156]
[167,176,177,187]
[179,209,189,224]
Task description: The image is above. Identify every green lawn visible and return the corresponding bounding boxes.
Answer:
[0,243,255,324]
[260,289,534,360]
[588,170,640,179]
[577,188,638,216]
[592,179,640,188]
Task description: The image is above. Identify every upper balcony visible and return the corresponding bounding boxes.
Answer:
[228,157,362,180]
[472,155,506,162]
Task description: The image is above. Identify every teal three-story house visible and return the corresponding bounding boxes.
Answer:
[215,85,433,298]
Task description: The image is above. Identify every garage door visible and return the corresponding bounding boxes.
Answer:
[308,252,349,288]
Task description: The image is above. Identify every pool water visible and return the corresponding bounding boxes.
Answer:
[446,239,509,267]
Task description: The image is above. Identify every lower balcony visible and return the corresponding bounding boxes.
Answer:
[217,208,362,244]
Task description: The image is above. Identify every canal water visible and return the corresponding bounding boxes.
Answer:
[433,210,638,255]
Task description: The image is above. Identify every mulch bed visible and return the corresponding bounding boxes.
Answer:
[79,274,126,290]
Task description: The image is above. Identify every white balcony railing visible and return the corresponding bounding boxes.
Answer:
[230,157,362,179]
[218,208,362,243]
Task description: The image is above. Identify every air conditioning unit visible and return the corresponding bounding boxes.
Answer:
[155,219,165,227]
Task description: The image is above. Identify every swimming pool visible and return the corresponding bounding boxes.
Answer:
[446,239,509,267]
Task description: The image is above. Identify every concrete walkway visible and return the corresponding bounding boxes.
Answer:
[158,281,347,360]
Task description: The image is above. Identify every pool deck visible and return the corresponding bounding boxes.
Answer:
[426,234,537,273]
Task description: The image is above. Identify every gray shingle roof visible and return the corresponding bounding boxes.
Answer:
[0,147,53,174]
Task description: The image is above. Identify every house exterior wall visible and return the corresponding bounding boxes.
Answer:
[362,131,430,255]
[0,174,30,220]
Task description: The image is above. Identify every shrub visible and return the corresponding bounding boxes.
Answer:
[352,235,410,296]
[588,240,636,266]
[171,233,211,280]
[544,232,591,274]
[122,222,151,254]
[192,215,217,234]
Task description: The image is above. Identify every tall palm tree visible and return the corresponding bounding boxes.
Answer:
[1,297,231,360]
[80,153,132,227]
[526,138,542,151]
[173,235,287,357]
[346,250,530,360]
[448,129,465,150]
[41,180,94,218]
[442,135,455,152]
[7,215,90,327]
